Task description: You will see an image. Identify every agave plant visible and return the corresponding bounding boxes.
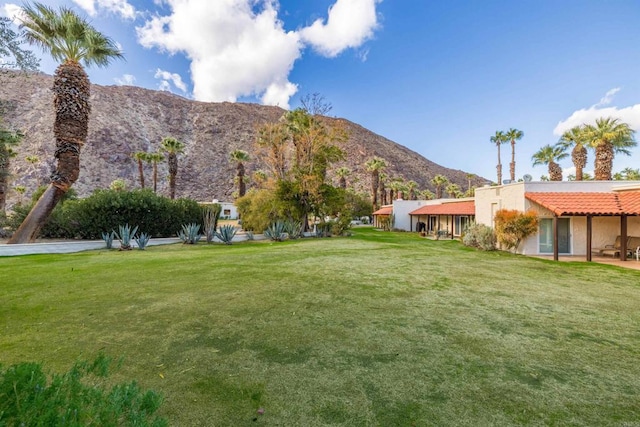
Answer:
[178,223,202,244]
[136,232,151,250]
[116,224,138,250]
[264,221,286,242]
[203,204,221,243]
[215,224,237,245]
[283,219,303,239]
[101,230,116,249]
[245,230,254,241]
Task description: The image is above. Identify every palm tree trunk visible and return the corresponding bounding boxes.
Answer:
[137,158,145,188]
[153,161,158,193]
[594,143,614,180]
[371,172,378,210]
[0,151,8,213]
[549,161,563,181]
[168,153,177,199]
[572,145,587,181]
[510,141,516,181]
[496,145,502,184]
[237,162,246,197]
[9,62,89,243]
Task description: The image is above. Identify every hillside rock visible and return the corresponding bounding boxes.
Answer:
[0,71,487,209]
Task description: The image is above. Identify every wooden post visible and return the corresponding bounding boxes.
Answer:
[553,215,559,261]
[586,215,592,262]
[620,214,628,261]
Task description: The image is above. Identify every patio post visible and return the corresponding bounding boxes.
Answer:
[620,214,628,261]
[586,215,592,262]
[553,215,559,261]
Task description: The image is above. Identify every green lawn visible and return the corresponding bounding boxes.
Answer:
[2,228,640,426]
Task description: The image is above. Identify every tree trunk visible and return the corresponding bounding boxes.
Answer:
[371,172,378,210]
[153,161,158,193]
[8,185,65,243]
[572,145,587,181]
[0,151,8,213]
[510,141,516,181]
[137,158,145,188]
[594,143,614,180]
[168,153,177,199]
[237,162,246,197]
[8,62,89,243]
[549,161,563,181]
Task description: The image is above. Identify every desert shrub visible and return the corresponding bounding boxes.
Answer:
[7,189,202,239]
[462,223,496,250]
[236,189,288,233]
[264,220,287,241]
[178,223,202,244]
[494,209,539,252]
[215,224,237,244]
[0,354,167,426]
[202,203,221,243]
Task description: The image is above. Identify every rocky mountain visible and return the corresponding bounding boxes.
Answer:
[0,71,487,208]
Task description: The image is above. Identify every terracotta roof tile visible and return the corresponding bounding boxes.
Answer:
[373,206,393,215]
[410,201,475,216]
[525,192,640,216]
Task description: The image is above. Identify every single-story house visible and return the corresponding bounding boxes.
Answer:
[206,200,239,220]
[474,181,640,261]
[372,205,393,228]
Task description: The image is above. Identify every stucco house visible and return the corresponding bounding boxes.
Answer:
[382,198,475,237]
[474,181,640,261]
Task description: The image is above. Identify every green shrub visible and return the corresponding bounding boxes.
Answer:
[462,223,496,251]
[0,354,167,426]
[7,189,202,239]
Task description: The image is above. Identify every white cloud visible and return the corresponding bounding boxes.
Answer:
[136,0,381,109]
[154,68,188,93]
[114,73,136,85]
[1,3,24,23]
[137,0,302,108]
[554,88,640,135]
[72,0,136,19]
[299,0,380,57]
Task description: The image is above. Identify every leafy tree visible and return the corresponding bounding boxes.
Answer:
[132,151,148,188]
[494,209,539,252]
[0,17,39,72]
[430,174,449,199]
[532,144,568,181]
[256,123,289,181]
[583,117,636,180]
[9,3,123,243]
[229,149,250,198]
[558,125,588,181]
[160,137,185,199]
[490,130,508,184]
[0,127,22,213]
[505,128,523,182]
[365,157,386,209]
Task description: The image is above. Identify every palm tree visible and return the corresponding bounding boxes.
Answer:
[147,152,164,193]
[378,172,388,205]
[335,166,350,189]
[0,127,22,213]
[406,180,418,200]
[365,157,386,209]
[583,117,636,180]
[558,125,588,181]
[132,151,148,188]
[532,144,568,181]
[505,128,523,181]
[613,167,640,181]
[445,182,461,198]
[160,137,185,199]
[420,189,435,200]
[9,3,123,243]
[490,130,508,184]
[430,174,449,199]
[229,149,250,198]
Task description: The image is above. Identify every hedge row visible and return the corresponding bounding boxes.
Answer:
[8,189,203,239]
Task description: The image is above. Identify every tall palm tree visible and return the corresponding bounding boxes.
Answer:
[147,152,164,193]
[558,125,588,181]
[160,137,185,199]
[431,174,449,199]
[365,157,386,209]
[445,182,461,198]
[0,127,22,213]
[378,172,388,206]
[532,144,568,181]
[505,128,523,182]
[229,149,250,198]
[490,130,508,184]
[9,3,123,243]
[406,180,418,200]
[335,166,350,189]
[132,151,148,188]
[583,117,636,180]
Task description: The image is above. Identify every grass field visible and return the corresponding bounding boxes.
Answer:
[2,228,640,426]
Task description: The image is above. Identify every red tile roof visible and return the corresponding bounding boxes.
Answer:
[410,200,475,216]
[373,206,393,215]
[525,192,640,216]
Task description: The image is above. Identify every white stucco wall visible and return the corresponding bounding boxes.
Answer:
[392,199,433,231]
[474,181,640,255]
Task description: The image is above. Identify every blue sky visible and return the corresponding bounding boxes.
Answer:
[3,0,640,184]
